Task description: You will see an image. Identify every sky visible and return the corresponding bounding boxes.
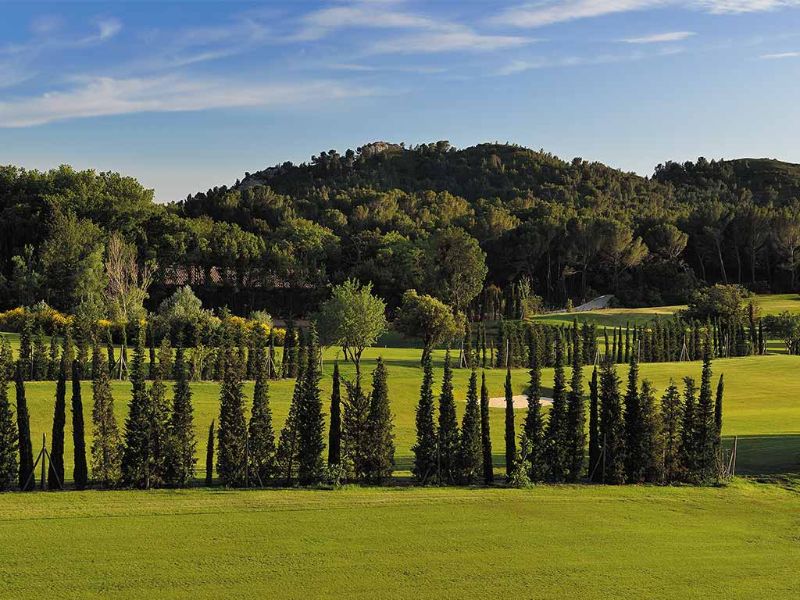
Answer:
[1,1,799,202]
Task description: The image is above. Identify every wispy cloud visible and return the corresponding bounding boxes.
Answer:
[492,1,800,28]
[622,31,696,43]
[369,29,531,54]
[760,50,800,58]
[0,76,377,127]
[496,46,684,75]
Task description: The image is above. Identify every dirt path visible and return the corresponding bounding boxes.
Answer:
[488,395,553,409]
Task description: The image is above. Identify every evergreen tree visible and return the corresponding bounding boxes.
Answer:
[90,347,122,487]
[660,380,682,483]
[296,327,325,485]
[565,332,585,482]
[599,359,626,484]
[122,323,153,488]
[343,379,371,481]
[437,350,460,484]
[147,363,172,488]
[282,319,297,378]
[19,316,33,380]
[458,369,482,484]
[480,371,494,484]
[205,420,215,486]
[276,349,305,483]
[523,343,546,481]
[168,346,196,486]
[546,335,567,482]
[32,329,48,380]
[48,334,60,380]
[623,355,644,483]
[0,338,13,382]
[503,367,515,476]
[158,337,174,380]
[412,350,437,483]
[696,345,716,481]
[248,346,276,485]
[0,354,17,491]
[217,345,247,486]
[71,360,89,489]
[714,374,724,454]
[680,377,698,479]
[365,358,394,483]
[588,366,600,481]
[639,380,663,483]
[48,359,67,488]
[328,362,342,466]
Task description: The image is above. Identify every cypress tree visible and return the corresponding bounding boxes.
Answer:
[282,319,296,378]
[365,358,394,483]
[503,367,515,476]
[71,360,89,489]
[90,347,122,488]
[437,350,460,484]
[217,345,247,486]
[277,347,305,483]
[462,321,473,369]
[680,377,698,480]
[565,331,585,482]
[19,316,32,380]
[0,338,13,382]
[0,353,17,491]
[268,329,277,379]
[122,323,153,488]
[696,345,716,481]
[714,374,724,454]
[169,346,196,486]
[599,358,625,484]
[205,420,215,486]
[623,355,644,483]
[343,378,371,481]
[639,380,663,483]
[32,329,48,380]
[147,359,172,488]
[480,371,493,484]
[296,326,325,485]
[412,350,437,483]
[588,366,600,481]
[660,381,682,483]
[48,359,67,488]
[458,369,482,484]
[48,334,60,380]
[523,338,546,481]
[546,334,567,482]
[248,345,276,485]
[328,362,342,466]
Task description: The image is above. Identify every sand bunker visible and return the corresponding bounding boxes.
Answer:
[488,395,553,409]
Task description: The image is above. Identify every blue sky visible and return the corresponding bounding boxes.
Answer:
[1,1,799,202]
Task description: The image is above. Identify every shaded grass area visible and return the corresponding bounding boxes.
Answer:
[15,348,800,479]
[0,481,798,599]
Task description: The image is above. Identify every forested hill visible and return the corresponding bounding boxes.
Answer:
[2,141,800,318]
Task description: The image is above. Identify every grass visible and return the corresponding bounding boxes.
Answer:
[0,480,798,599]
[15,347,800,479]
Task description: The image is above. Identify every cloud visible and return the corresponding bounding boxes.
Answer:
[622,31,696,43]
[491,1,800,28]
[294,2,441,41]
[495,46,684,75]
[369,29,532,54]
[760,51,800,58]
[0,76,377,127]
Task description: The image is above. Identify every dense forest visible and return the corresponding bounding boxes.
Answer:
[2,142,800,317]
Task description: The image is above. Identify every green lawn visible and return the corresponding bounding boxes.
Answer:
[15,347,800,479]
[0,481,797,599]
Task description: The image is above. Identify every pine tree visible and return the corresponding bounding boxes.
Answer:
[546,335,567,482]
[565,331,585,482]
[480,371,494,484]
[714,374,724,454]
[599,359,625,484]
[523,344,546,481]
[503,367,515,476]
[248,345,276,485]
[296,327,325,485]
[365,358,394,483]
[623,355,644,483]
[205,420,215,486]
[437,350,460,484]
[639,380,663,483]
[71,360,89,489]
[328,362,342,466]
[169,346,196,486]
[660,380,682,483]
[122,323,153,488]
[217,345,247,486]
[90,347,122,488]
[48,359,67,488]
[588,366,600,481]
[680,377,698,480]
[458,369,482,484]
[696,344,716,481]
[412,350,437,483]
[0,353,17,491]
